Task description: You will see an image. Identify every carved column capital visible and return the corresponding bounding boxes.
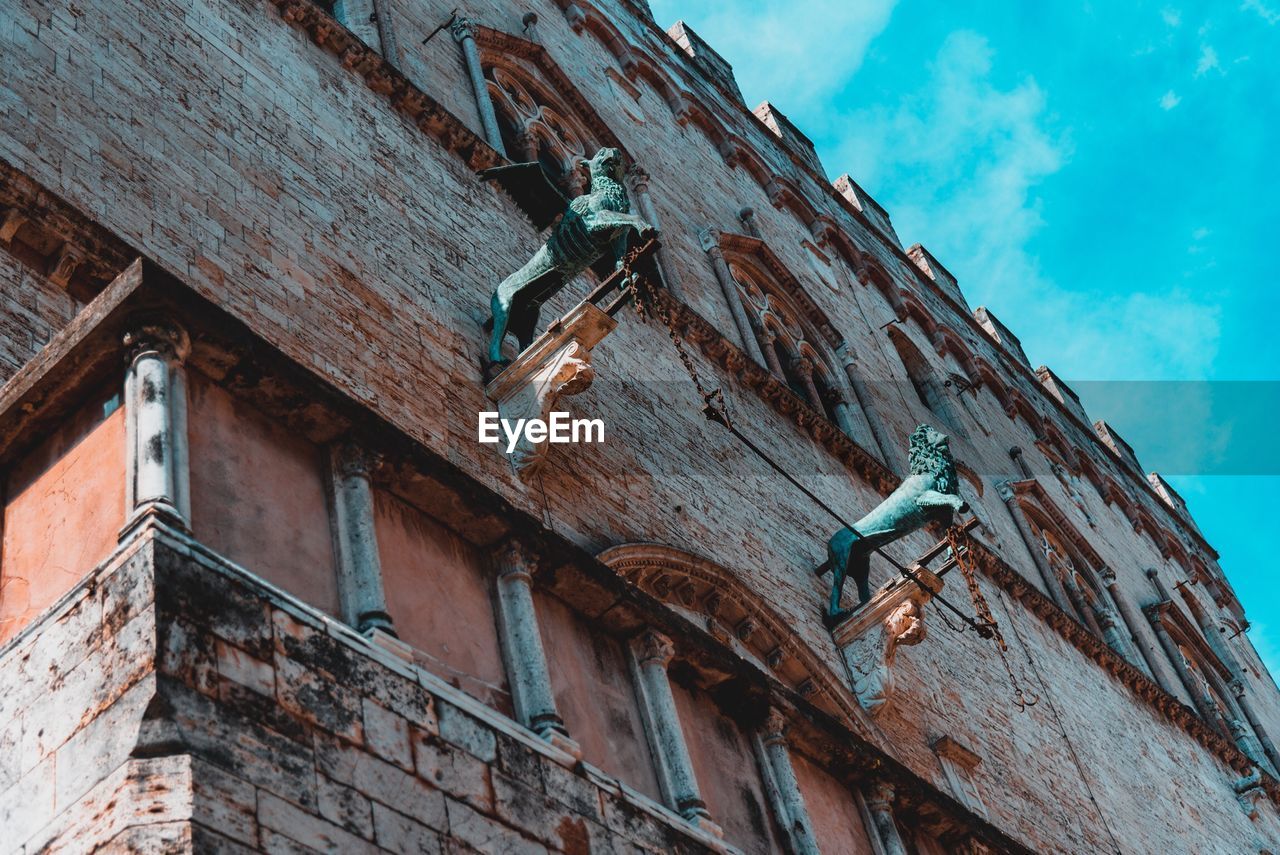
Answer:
[634,629,675,668]
[698,227,723,255]
[449,14,476,42]
[494,539,538,582]
[330,441,382,481]
[1229,677,1246,699]
[123,316,190,364]
[628,165,651,194]
[1100,566,1118,587]
[865,780,895,811]
[792,356,814,378]
[762,707,789,745]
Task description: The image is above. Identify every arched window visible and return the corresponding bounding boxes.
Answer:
[1027,516,1109,637]
[888,329,963,433]
[729,261,842,423]
[485,66,594,195]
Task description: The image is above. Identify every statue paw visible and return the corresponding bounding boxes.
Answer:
[822,608,853,630]
[957,500,970,514]
[483,359,511,384]
[638,225,659,240]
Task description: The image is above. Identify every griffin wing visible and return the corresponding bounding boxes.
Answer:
[478,162,573,232]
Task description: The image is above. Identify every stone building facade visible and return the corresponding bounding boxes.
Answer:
[0,0,1277,852]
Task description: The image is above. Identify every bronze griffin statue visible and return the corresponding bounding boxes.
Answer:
[481,147,656,375]
[821,425,968,628]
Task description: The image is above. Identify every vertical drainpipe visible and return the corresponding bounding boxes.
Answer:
[451,15,507,157]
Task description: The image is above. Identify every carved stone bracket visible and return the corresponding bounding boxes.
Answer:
[833,568,944,717]
[485,301,616,479]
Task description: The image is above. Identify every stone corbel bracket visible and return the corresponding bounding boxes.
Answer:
[833,568,944,716]
[485,301,617,479]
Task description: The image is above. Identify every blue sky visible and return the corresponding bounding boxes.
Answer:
[649,0,1280,671]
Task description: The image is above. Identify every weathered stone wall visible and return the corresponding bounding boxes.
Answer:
[0,523,739,854]
[0,0,1276,851]
[0,253,78,383]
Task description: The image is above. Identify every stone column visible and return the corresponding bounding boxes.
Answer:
[629,167,683,300]
[794,356,827,415]
[699,228,765,368]
[1230,678,1280,775]
[760,328,787,379]
[452,16,507,157]
[122,317,191,536]
[862,781,909,855]
[337,0,382,51]
[328,442,395,637]
[738,206,760,238]
[826,387,861,442]
[758,709,820,855]
[1144,601,1219,722]
[492,542,581,756]
[1099,568,1165,682]
[835,342,891,462]
[995,483,1072,614]
[629,629,722,836]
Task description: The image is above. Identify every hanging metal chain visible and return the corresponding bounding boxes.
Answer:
[947,526,1040,710]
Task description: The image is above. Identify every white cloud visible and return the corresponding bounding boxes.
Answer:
[1162,7,1183,26]
[1242,0,1280,24]
[1160,89,1182,109]
[1195,44,1222,76]
[648,0,897,112]
[1192,227,1211,240]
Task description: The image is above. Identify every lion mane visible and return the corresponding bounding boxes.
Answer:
[908,424,957,494]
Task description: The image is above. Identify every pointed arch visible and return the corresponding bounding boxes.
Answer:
[597,542,876,738]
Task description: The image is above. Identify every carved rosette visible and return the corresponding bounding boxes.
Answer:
[485,302,616,479]
[833,568,943,717]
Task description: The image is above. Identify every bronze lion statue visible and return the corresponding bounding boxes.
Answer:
[821,424,968,628]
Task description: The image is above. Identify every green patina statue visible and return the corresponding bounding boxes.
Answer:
[483,147,656,374]
[822,425,968,628]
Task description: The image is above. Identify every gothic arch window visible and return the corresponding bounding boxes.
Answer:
[888,328,963,434]
[485,65,594,195]
[728,258,842,424]
[1025,512,1110,638]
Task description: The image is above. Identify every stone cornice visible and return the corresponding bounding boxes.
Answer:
[965,539,1279,804]
[653,289,899,496]
[269,0,503,172]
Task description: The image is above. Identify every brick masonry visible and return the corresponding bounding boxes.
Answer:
[0,0,1277,851]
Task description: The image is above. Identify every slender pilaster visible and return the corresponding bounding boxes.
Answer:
[452,16,506,157]
[629,167,683,300]
[629,629,722,836]
[738,206,760,238]
[336,0,382,51]
[1144,601,1218,722]
[835,342,891,462]
[862,781,909,855]
[995,483,1072,614]
[700,228,765,367]
[1230,678,1280,775]
[122,317,191,537]
[328,442,395,637]
[758,709,820,855]
[492,541,581,756]
[1099,568,1161,680]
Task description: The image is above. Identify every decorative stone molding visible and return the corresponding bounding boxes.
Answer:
[628,629,724,837]
[862,781,910,855]
[833,567,944,717]
[122,316,192,537]
[484,301,615,478]
[271,0,503,171]
[1236,767,1266,818]
[599,542,878,739]
[492,540,582,758]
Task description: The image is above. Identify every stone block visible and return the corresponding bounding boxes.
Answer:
[313,730,448,829]
[435,698,497,762]
[361,696,413,771]
[445,796,549,855]
[258,791,381,855]
[317,773,375,839]
[412,725,493,811]
[371,801,445,854]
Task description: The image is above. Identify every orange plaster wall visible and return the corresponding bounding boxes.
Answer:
[373,488,509,713]
[671,681,782,855]
[791,751,876,855]
[535,590,662,800]
[186,371,339,615]
[1,391,125,645]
